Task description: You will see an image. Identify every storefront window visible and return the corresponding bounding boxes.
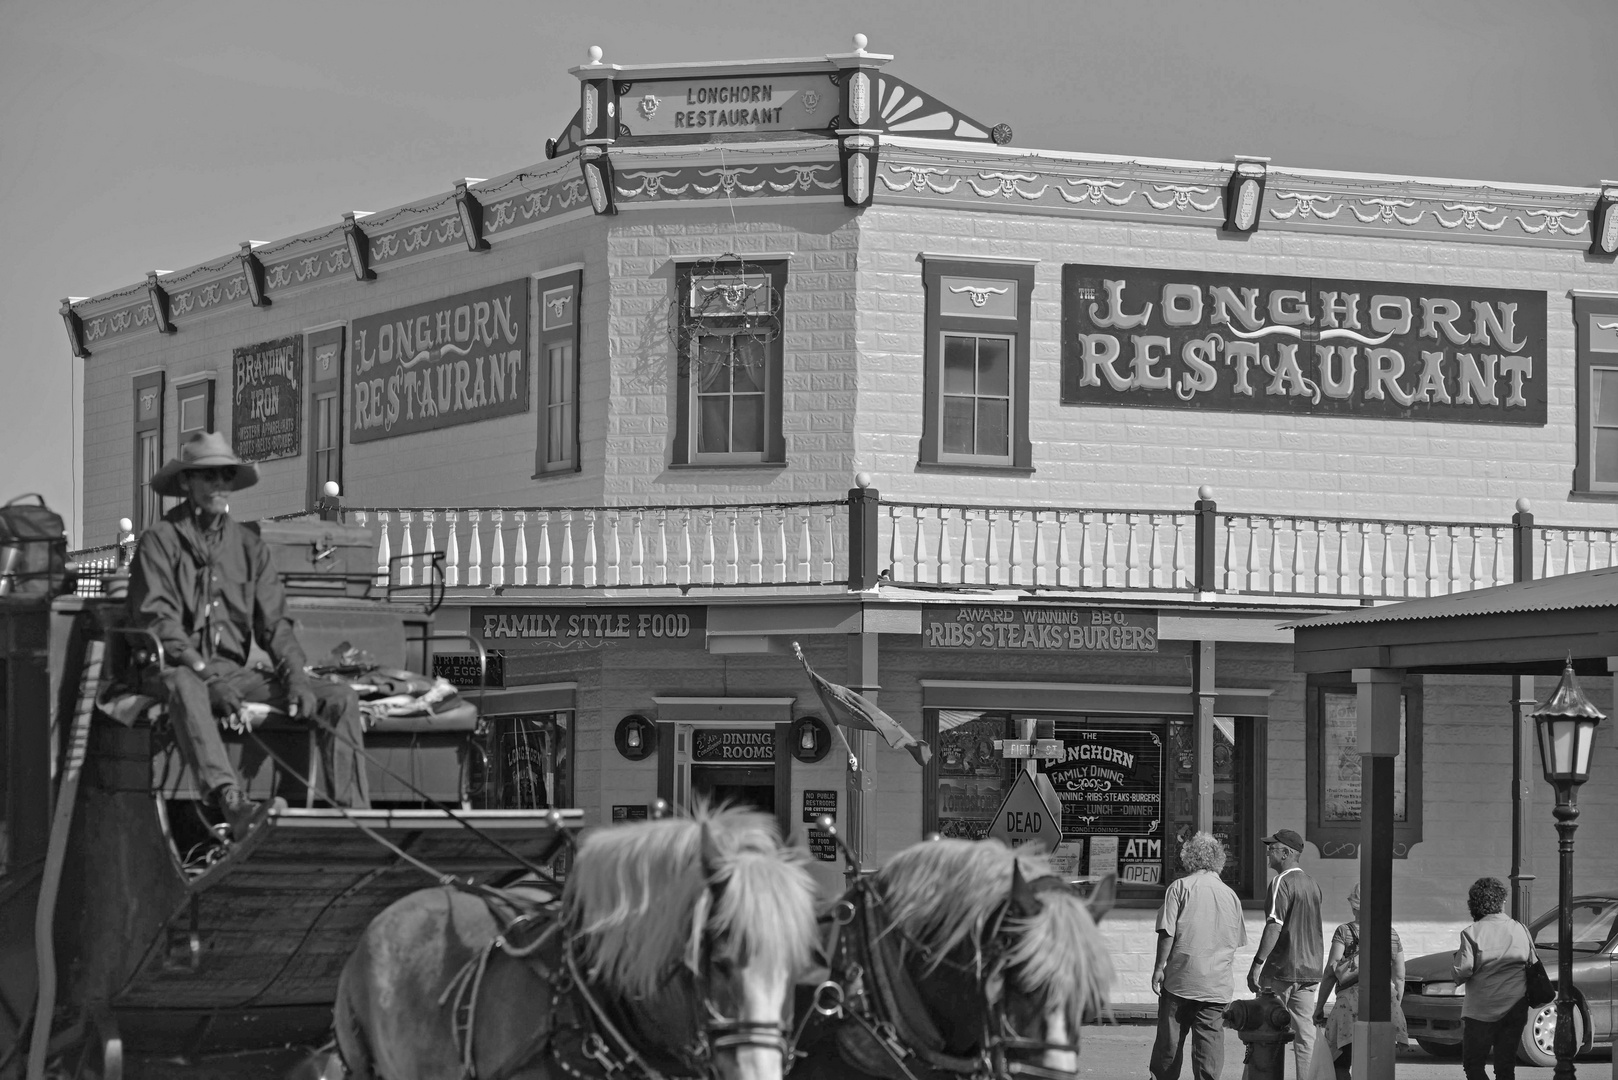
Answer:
[486,711,573,810]
[925,709,1263,902]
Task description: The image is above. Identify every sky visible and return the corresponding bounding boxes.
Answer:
[4,0,1616,546]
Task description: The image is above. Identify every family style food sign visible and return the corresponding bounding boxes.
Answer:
[471,606,705,650]
[349,280,529,442]
[1061,265,1547,424]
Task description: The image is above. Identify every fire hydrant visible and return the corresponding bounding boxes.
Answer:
[1223,993,1294,1080]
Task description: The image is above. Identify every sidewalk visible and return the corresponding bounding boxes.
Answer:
[1076,1021,1610,1078]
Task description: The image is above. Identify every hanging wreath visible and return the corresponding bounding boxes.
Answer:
[667,252,783,374]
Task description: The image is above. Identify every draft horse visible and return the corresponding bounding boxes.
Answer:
[792,839,1113,1080]
[330,805,820,1080]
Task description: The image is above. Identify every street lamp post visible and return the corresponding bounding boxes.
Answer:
[1531,660,1605,1080]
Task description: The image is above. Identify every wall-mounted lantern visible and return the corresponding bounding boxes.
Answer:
[791,715,832,763]
[615,714,656,761]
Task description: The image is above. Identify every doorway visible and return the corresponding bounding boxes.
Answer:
[690,763,777,815]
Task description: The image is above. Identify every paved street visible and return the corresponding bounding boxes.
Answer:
[1076,1022,1613,1079]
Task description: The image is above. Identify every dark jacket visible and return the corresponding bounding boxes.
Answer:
[127,504,306,679]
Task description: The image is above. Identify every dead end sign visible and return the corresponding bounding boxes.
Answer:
[985,770,1064,851]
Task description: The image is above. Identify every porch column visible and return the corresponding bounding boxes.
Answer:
[1351,667,1402,1080]
[1192,641,1216,831]
[845,632,879,876]
[1511,676,1536,920]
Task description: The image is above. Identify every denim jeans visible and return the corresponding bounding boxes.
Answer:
[1462,998,1529,1080]
[1150,993,1227,1080]
[1261,977,1318,1079]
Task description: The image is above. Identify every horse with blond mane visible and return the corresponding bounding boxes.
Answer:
[792,838,1113,1080]
[328,805,819,1080]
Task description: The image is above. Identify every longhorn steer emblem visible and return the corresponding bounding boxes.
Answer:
[546,293,572,321]
[948,284,1009,307]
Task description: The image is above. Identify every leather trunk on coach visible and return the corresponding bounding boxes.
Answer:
[248,519,379,598]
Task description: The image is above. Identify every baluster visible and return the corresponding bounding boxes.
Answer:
[937,509,954,585]
[1033,512,1049,587]
[1010,511,1025,586]
[1400,524,1416,598]
[1103,514,1118,588]
[701,511,717,584]
[913,507,929,585]
[718,511,735,584]
[398,511,416,587]
[582,511,597,587]
[654,511,670,586]
[1057,511,1074,588]
[678,510,694,585]
[1332,522,1347,596]
[1223,517,1238,592]
[373,512,391,587]
[797,510,812,581]
[1378,525,1395,597]
[1077,513,1094,588]
[441,511,460,588]
[632,511,646,586]
[1149,515,1164,589]
[1269,518,1285,592]
[467,511,483,587]
[598,511,614,586]
[1424,525,1438,597]
[888,504,906,583]
[821,508,835,582]
[560,510,574,586]
[1290,519,1306,595]
[420,510,438,588]
[1246,518,1262,593]
[514,511,529,586]
[1125,514,1143,588]
[1468,526,1483,589]
[774,510,787,584]
[1172,514,1187,589]
[489,510,505,588]
[986,512,1002,586]
[961,510,977,584]
[1564,529,1578,576]
[1447,526,1461,594]
[748,511,763,584]
[1495,527,1511,584]
[1312,521,1327,595]
[536,513,552,586]
[1355,522,1372,597]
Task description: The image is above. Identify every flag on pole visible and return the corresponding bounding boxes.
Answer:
[793,642,931,767]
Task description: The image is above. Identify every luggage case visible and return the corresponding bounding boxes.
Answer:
[0,493,69,598]
[248,519,379,598]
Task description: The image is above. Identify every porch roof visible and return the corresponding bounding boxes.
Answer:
[1292,564,1618,675]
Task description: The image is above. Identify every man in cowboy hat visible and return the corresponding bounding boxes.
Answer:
[127,431,370,840]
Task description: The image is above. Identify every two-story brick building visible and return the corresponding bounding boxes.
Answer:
[59,37,1618,1009]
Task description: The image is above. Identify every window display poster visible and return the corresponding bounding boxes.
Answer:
[1087,836,1119,879]
[1321,691,1407,821]
[1042,726,1164,838]
[936,715,1010,839]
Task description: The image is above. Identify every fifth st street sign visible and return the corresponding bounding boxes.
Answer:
[985,770,1065,852]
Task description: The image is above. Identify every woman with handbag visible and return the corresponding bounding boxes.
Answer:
[1311,882,1408,1080]
[1452,877,1534,1080]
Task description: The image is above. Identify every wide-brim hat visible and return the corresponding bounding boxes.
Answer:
[150,432,261,497]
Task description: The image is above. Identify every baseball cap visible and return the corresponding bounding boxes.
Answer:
[1261,829,1305,853]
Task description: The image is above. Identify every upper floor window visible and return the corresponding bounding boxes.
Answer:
[920,258,1034,471]
[132,371,164,531]
[673,260,786,466]
[306,326,344,508]
[535,269,582,477]
[176,378,214,441]
[1573,294,1618,495]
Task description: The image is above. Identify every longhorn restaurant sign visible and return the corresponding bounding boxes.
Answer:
[349,280,529,442]
[1060,265,1546,425]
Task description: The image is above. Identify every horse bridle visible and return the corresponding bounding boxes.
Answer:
[801,874,1082,1080]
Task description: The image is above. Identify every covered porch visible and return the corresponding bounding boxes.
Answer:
[1293,564,1618,1080]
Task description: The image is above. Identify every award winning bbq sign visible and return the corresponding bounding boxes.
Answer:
[1061,265,1546,425]
[923,605,1158,655]
[349,280,529,442]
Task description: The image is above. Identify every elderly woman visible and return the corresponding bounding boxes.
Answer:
[1311,882,1407,1080]
[1452,877,1532,1080]
[1149,832,1247,1080]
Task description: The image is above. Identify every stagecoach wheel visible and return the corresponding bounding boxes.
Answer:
[1518,999,1587,1067]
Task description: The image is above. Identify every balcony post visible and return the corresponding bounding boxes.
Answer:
[1194,485,1217,593]
[848,473,881,591]
[1512,498,1534,583]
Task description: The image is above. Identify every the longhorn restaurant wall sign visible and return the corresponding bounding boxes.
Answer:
[1061,265,1547,425]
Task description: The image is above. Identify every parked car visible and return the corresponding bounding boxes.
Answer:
[1401,894,1617,1066]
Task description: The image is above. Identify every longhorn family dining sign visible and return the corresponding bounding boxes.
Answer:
[1060,265,1547,424]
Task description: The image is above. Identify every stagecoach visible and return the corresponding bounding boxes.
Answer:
[0,521,582,1079]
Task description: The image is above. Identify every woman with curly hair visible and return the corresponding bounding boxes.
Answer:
[1149,831,1247,1080]
[1452,876,1533,1080]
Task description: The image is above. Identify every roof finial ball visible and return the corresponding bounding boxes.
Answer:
[852,33,868,55]
[587,45,603,65]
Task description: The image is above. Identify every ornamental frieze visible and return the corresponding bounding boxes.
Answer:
[613,163,840,202]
